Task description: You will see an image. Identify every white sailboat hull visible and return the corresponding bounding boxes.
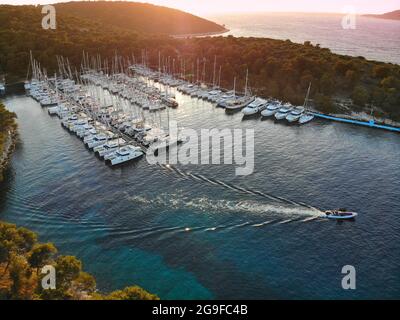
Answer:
[110,150,143,165]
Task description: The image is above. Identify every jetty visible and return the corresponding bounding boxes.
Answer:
[313,113,400,133]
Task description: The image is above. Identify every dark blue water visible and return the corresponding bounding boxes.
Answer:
[1,91,399,299]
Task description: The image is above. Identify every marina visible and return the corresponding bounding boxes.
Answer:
[23,53,324,171]
[2,84,399,299]
[1,0,400,303]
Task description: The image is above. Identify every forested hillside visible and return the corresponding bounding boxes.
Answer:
[54,1,227,35]
[0,3,399,120]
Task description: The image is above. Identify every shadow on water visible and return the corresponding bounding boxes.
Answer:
[241,114,261,121]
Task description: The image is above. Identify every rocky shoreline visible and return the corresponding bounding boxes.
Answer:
[0,127,18,181]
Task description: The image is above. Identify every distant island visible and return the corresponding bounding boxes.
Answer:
[364,10,400,20]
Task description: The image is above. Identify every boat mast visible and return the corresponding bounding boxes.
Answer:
[303,82,311,108]
[218,65,222,88]
[212,55,216,88]
[244,68,249,97]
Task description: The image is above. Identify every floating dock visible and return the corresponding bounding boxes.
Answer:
[313,113,400,133]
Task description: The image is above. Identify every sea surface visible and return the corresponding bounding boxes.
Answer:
[208,13,400,65]
[1,89,400,299]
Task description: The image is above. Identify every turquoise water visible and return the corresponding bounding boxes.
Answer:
[1,92,400,299]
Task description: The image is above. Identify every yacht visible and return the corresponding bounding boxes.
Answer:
[0,83,5,96]
[299,113,315,124]
[86,134,108,149]
[47,106,59,115]
[96,139,126,158]
[274,104,293,120]
[162,97,178,108]
[242,98,268,115]
[222,96,255,110]
[77,124,95,138]
[261,102,281,117]
[107,145,144,166]
[71,119,88,133]
[286,106,305,123]
[24,81,31,92]
[298,82,314,125]
[40,96,58,107]
[61,114,78,128]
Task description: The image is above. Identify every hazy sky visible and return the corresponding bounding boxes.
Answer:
[2,0,398,15]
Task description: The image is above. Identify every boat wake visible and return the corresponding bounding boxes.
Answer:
[160,164,323,212]
[127,193,324,220]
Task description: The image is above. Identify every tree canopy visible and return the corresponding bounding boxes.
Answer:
[0,221,159,300]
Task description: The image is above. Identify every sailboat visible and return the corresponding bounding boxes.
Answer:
[0,80,5,96]
[298,82,314,124]
[221,69,254,110]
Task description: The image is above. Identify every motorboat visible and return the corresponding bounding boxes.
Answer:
[261,102,281,117]
[325,209,358,220]
[274,104,293,120]
[242,98,268,115]
[286,106,305,123]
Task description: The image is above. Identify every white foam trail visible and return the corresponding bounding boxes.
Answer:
[128,193,320,219]
[252,220,274,227]
[174,167,187,177]
[277,219,294,225]
[188,173,203,181]
[232,185,255,195]
[214,179,245,192]
[301,216,322,223]
[196,174,220,186]
[229,221,251,228]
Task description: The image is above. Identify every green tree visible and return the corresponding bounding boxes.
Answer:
[381,76,400,90]
[55,255,82,286]
[319,73,334,95]
[28,243,57,274]
[372,65,391,79]
[351,86,369,107]
[8,254,29,299]
[345,70,359,88]
[107,286,159,300]
[315,93,335,113]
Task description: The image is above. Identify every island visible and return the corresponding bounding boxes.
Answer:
[364,10,400,20]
